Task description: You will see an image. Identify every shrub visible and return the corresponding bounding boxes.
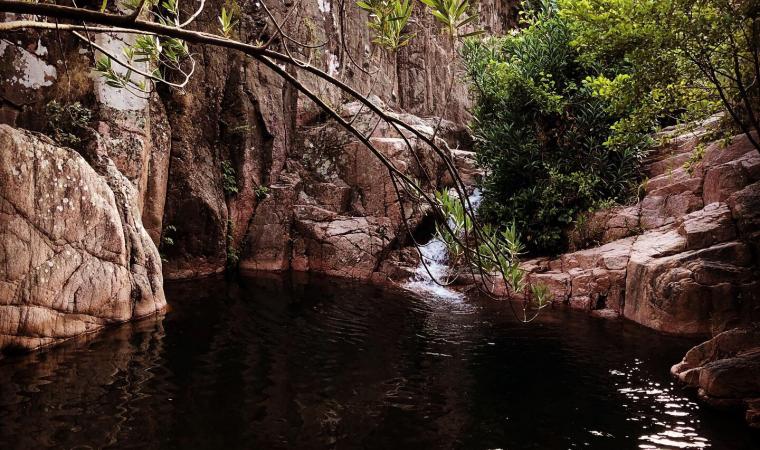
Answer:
[45,101,92,148]
[462,1,648,254]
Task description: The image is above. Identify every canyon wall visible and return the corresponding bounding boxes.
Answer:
[1,0,513,280]
[0,1,512,350]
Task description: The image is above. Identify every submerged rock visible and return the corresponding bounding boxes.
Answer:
[0,125,165,353]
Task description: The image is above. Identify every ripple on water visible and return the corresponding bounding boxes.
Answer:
[0,275,757,449]
[610,361,710,448]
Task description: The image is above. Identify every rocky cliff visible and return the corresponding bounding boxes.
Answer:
[1,0,513,281]
[516,120,760,336]
[0,125,165,352]
[0,1,512,350]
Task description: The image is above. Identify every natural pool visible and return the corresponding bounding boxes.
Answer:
[0,274,758,449]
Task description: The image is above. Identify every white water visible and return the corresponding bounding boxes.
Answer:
[404,189,482,301]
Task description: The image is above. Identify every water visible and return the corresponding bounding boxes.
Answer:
[404,189,482,301]
[0,274,757,449]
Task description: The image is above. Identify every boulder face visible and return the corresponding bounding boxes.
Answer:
[239,99,473,280]
[1,0,515,281]
[671,325,760,428]
[0,125,166,353]
[520,121,760,336]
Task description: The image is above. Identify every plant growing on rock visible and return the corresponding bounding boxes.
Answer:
[44,101,92,148]
[357,0,416,51]
[221,160,239,196]
[254,185,270,201]
[0,0,549,322]
[420,0,482,39]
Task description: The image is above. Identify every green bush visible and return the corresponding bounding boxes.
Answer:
[462,1,648,254]
[45,101,92,148]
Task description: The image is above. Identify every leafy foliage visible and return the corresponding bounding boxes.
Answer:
[357,0,415,51]
[559,0,759,150]
[420,0,482,39]
[462,2,648,254]
[44,101,92,148]
[221,160,239,195]
[94,0,191,93]
[435,189,552,313]
[254,185,270,201]
[218,1,239,38]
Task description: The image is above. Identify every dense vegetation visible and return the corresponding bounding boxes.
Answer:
[463,0,759,254]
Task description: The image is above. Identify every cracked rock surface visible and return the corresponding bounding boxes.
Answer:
[520,121,760,336]
[671,325,760,428]
[0,125,166,353]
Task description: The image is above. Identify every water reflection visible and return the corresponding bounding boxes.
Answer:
[609,360,710,448]
[0,273,757,449]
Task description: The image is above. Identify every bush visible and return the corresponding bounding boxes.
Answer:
[462,2,648,254]
[45,101,92,148]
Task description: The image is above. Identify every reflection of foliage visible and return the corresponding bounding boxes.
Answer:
[45,101,92,148]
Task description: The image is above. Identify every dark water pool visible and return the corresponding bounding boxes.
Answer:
[1,274,758,449]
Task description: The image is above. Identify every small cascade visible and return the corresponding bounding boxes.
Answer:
[404,189,482,301]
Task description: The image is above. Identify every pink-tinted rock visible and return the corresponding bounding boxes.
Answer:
[677,202,736,250]
[728,181,760,252]
[671,326,760,428]
[625,240,755,335]
[0,125,165,352]
[240,174,301,272]
[703,151,759,204]
[527,272,571,302]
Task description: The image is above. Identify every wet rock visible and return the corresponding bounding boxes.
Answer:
[0,125,165,352]
[671,325,760,428]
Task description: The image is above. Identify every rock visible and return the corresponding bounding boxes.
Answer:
[728,181,760,253]
[703,156,753,204]
[240,174,301,272]
[0,125,165,352]
[677,202,736,250]
[671,325,760,428]
[625,239,755,335]
[291,212,394,280]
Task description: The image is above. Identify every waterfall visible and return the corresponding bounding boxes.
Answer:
[404,189,482,301]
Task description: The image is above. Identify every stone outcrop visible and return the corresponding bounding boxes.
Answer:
[671,325,760,428]
[0,125,166,353]
[1,0,513,282]
[519,121,760,336]
[240,98,474,280]
[0,2,507,350]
